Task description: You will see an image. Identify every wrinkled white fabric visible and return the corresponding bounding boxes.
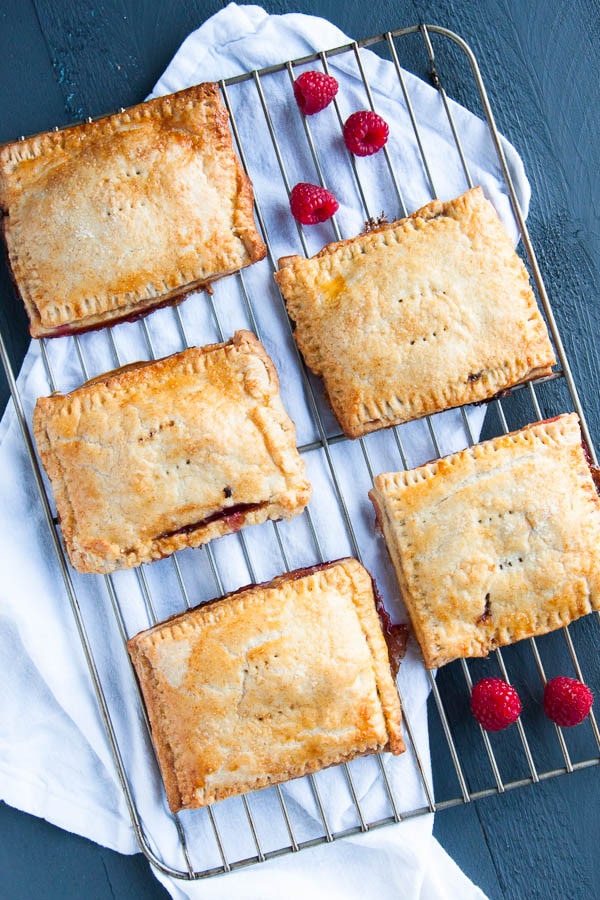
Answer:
[0,4,530,896]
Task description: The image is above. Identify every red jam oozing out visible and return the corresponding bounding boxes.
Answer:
[157,502,266,541]
[44,291,193,338]
[374,584,408,679]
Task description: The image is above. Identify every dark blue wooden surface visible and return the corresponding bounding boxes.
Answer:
[1,1,599,897]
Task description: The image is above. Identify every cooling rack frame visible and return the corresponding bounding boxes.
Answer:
[1,22,598,880]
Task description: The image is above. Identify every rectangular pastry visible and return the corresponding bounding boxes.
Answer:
[275,187,555,438]
[369,414,600,668]
[0,83,266,337]
[127,558,405,812]
[33,331,310,574]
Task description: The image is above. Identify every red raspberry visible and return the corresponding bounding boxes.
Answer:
[470,677,522,732]
[293,71,339,115]
[543,676,594,727]
[343,110,389,156]
[289,182,339,225]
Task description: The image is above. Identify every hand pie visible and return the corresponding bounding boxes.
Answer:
[0,83,266,337]
[369,414,600,668]
[275,187,555,438]
[127,558,405,812]
[33,331,310,574]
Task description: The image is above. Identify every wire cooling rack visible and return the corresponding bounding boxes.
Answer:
[1,23,599,880]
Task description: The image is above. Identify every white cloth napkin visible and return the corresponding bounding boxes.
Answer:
[0,4,531,897]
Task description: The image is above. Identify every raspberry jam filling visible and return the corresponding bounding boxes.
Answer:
[157,502,267,541]
[374,590,408,680]
[42,289,195,338]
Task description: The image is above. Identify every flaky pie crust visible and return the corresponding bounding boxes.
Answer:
[33,331,310,574]
[369,414,600,668]
[0,83,266,337]
[127,558,405,812]
[275,187,555,438]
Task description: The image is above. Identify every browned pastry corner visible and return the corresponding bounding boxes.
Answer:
[127,558,405,812]
[369,413,600,668]
[275,187,555,438]
[0,83,266,337]
[33,330,310,573]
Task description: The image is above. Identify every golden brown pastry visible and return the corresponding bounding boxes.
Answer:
[127,558,405,812]
[0,83,266,337]
[275,187,555,438]
[369,414,600,668]
[33,331,310,574]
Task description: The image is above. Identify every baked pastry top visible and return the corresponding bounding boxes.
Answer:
[0,83,266,338]
[33,331,310,574]
[127,558,405,812]
[275,187,555,438]
[369,414,600,668]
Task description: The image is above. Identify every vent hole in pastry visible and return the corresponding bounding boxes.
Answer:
[408,324,449,347]
[478,593,492,623]
[137,420,177,442]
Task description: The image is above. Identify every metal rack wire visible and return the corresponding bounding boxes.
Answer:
[1,23,599,880]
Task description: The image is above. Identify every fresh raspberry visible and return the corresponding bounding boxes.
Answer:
[289,182,339,225]
[343,110,389,156]
[293,70,339,115]
[470,677,522,732]
[543,676,594,727]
